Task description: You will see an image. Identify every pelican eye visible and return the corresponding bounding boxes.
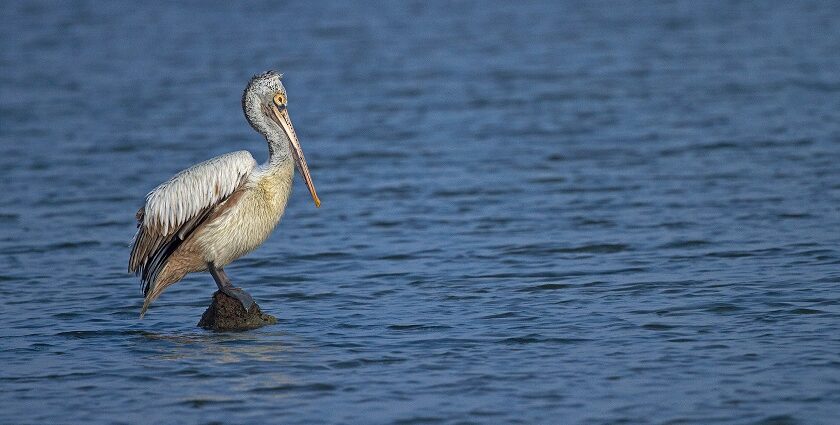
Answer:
[273,93,287,106]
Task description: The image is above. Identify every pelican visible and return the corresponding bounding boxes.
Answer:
[129,71,320,318]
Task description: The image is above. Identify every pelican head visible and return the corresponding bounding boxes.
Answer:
[243,70,320,207]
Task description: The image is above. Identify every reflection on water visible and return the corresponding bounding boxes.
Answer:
[2,1,840,424]
[139,331,291,363]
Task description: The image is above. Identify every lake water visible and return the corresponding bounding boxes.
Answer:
[1,1,839,423]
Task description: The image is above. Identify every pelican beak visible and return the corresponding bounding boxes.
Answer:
[268,103,321,208]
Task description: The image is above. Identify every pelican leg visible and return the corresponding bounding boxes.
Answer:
[208,263,255,311]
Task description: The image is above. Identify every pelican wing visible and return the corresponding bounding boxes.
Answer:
[129,150,257,294]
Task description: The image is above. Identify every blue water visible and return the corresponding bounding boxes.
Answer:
[2,1,840,423]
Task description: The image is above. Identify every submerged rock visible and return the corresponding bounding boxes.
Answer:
[198,291,277,331]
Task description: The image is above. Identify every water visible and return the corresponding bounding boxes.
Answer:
[2,1,839,423]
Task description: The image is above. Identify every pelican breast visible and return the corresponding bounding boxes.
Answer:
[195,159,295,267]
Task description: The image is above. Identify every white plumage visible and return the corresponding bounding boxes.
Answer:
[142,151,257,235]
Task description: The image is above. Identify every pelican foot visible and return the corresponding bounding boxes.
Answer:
[220,287,255,312]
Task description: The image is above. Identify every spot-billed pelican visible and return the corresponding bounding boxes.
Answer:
[129,71,320,318]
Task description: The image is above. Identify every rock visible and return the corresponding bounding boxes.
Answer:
[198,291,278,331]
